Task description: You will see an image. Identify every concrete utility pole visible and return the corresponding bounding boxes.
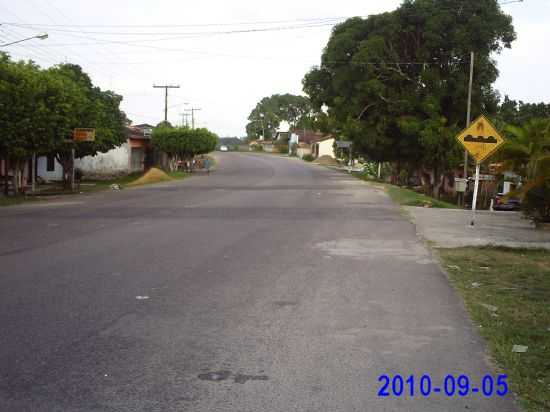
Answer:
[185,107,202,129]
[464,51,474,179]
[153,84,180,123]
[458,51,475,208]
[180,112,191,127]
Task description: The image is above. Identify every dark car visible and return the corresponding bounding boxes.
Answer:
[493,193,521,211]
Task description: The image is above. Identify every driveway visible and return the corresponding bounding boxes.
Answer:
[0,153,518,411]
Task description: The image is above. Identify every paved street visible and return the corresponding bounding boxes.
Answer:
[0,153,518,412]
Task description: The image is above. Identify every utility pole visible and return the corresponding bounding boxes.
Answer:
[459,51,475,207]
[185,107,202,129]
[153,84,180,123]
[180,112,191,127]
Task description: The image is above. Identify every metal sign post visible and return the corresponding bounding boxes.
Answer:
[470,163,481,226]
[455,115,506,227]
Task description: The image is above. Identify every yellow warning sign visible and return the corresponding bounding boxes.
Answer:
[456,115,505,163]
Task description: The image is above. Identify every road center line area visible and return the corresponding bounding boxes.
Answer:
[0,154,518,412]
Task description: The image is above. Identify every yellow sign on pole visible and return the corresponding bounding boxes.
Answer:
[73,128,96,142]
[456,115,505,163]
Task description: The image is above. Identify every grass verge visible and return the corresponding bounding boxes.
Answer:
[439,247,550,412]
[0,169,189,206]
[386,185,457,208]
[353,173,457,208]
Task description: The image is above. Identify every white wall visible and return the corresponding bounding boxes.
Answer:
[75,143,130,176]
[37,156,63,181]
[316,138,335,158]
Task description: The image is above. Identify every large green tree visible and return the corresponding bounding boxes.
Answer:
[0,55,128,192]
[245,94,313,140]
[303,0,515,196]
[152,126,218,170]
[48,64,128,186]
[0,54,87,193]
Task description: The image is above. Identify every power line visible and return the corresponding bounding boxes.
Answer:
[1,16,350,28]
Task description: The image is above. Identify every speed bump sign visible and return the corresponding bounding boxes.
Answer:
[456,115,505,163]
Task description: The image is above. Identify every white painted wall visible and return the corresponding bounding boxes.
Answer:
[316,138,335,158]
[37,156,63,181]
[75,143,130,176]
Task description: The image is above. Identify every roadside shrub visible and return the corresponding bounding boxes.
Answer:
[522,181,550,223]
[302,154,315,162]
[275,144,289,154]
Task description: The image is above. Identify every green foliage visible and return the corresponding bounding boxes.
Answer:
[0,55,128,191]
[246,94,313,139]
[151,126,218,160]
[522,182,550,223]
[303,0,516,193]
[498,96,550,127]
[501,118,550,182]
[302,154,315,162]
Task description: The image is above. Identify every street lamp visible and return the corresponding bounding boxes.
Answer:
[0,32,48,47]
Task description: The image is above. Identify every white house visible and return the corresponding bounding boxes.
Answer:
[288,130,334,159]
[36,124,154,181]
[37,155,64,181]
[312,137,336,159]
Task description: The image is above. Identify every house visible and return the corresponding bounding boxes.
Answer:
[312,136,336,159]
[289,130,334,159]
[76,124,153,178]
[36,124,154,181]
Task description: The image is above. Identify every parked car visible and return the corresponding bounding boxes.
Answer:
[493,193,521,211]
[220,145,229,152]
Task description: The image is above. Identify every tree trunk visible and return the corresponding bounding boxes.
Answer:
[11,159,20,196]
[3,158,9,196]
[56,152,73,190]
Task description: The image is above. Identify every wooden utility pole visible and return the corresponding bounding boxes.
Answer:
[153,84,180,123]
[185,107,202,129]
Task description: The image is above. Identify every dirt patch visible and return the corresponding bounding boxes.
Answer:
[127,168,172,186]
[314,155,340,166]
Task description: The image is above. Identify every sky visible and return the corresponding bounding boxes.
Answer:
[1,0,548,137]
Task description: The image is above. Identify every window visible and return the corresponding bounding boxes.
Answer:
[47,155,55,172]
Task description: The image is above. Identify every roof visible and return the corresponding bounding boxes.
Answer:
[126,126,151,140]
[293,130,332,144]
[133,123,155,129]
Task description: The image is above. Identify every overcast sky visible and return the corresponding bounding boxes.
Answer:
[1,0,548,137]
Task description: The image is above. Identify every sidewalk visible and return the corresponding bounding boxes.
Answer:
[405,207,550,249]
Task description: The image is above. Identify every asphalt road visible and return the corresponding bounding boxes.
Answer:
[0,153,518,412]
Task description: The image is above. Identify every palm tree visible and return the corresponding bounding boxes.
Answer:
[501,118,550,222]
[502,118,550,190]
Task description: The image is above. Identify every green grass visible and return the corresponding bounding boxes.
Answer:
[0,170,189,206]
[166,170,188,180]
[353,173,457,208]
[386,184,457,208]
[439,247,550,412]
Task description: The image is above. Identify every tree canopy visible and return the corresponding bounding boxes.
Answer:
[303,0,516,195]
[152,126,218,169]
[245,94,313,139]
[0,54,128,190]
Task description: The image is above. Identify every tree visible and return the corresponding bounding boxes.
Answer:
[151,126,218,171]
[303,0,515,197]
[501,119,550,187]
[500,118,550,222]
[245,94,313,139]
[498,96,550,127]
[47,64,127,187]
[0,54,86,194]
